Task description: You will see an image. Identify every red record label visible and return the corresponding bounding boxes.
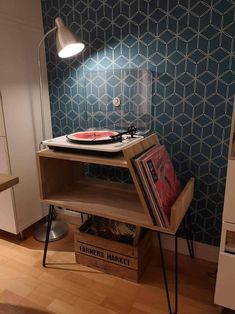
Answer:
[67,130,119,142]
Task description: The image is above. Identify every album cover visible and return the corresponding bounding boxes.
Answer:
[134,157,167,227]
[135,145,181,226]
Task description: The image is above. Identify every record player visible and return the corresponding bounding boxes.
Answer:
[43,69,152,155]
[42,126,144,154]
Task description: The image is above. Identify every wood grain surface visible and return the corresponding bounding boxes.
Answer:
[0,224,221,314]
[0,174,19,192]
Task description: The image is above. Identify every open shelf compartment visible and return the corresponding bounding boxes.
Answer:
[43,177,150,226]
[225,229,235,254]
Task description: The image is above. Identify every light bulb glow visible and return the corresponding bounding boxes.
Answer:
[58,43,85,58]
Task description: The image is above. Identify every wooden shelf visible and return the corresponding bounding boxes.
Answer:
[37,149,128,168]
[36,134,194,235]
[225,243,235,254]
[0,174,19,192]
[42,177,150,226]
[225,230,235,254]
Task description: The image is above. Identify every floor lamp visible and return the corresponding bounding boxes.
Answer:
[34,17,85,242]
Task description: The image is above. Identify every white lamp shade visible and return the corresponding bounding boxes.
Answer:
[55,17,85,58]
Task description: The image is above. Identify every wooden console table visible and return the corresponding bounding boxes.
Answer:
[36,133,195,314]
[0,174,19,192]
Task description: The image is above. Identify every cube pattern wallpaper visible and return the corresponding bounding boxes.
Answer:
[83,69,152,132]
[41,0,235,246]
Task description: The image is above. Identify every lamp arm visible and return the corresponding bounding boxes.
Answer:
[37,26,57,142]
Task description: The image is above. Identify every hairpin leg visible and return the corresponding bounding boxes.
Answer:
[157,232,178,314]
[42,204,54,267]
[183,212,194,259]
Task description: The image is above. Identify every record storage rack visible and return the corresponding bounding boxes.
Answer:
[36,133,195,314]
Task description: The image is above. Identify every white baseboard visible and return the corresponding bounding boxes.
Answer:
[154,233,219,263]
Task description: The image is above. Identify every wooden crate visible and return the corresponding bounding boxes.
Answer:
[74,219,152,282]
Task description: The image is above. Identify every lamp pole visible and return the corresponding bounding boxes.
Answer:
[37,26,57,142]
[34,17,85,242]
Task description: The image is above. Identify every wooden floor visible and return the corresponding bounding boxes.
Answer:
[0,224,223,314]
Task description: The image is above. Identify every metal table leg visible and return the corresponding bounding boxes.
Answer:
[42,204,54,267]
[157,232,178,314]
[183,212,195,259]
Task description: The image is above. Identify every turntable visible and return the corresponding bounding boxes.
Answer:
[42,126,144,154]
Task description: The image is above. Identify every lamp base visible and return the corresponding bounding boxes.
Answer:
[34,220,69,242]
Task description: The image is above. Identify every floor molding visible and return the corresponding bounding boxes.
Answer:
[154,233,219,263]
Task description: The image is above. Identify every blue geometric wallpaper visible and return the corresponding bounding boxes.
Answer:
[41,0,235,246]
[83,69,153,133]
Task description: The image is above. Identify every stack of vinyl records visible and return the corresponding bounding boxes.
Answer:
[85,216,136,244]
[133,145,182,228]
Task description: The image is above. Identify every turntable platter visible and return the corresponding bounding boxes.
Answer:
[67,130,120,144]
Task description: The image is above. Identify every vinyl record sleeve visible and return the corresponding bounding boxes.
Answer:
[135,145,181,225]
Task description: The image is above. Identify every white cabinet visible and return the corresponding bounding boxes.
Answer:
[223,161,235,224]
[0,0,52,234]
[215,100,235,310]
[0,136,17,233]
[0,94,5,136]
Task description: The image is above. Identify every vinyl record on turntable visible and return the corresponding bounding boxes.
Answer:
[66,130,120,144]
